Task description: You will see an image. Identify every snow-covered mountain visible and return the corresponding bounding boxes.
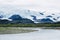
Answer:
[0,6,60,23]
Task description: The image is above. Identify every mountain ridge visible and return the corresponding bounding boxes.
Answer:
[0,6,60,23]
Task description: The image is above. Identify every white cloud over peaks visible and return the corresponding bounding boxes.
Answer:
[0,0,60,12]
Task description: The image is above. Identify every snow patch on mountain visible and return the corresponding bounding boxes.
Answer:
[0,6,60,23]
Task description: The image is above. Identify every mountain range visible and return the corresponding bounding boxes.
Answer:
[0,6,60,23]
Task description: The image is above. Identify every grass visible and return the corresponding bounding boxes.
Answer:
[0,23,60,27]
[0,23,60,34]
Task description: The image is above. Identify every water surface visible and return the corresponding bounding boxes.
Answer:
[0,28,60,40]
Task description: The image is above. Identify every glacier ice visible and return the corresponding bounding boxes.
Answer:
[0,6,60,23]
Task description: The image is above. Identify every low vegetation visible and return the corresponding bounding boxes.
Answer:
[0,23,60,27]
[0,23,60,34]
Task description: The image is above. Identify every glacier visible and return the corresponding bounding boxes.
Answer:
[0,6,60,23]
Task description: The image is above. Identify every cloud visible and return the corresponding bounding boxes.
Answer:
[0,0,60,12]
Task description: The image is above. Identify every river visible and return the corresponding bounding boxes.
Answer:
[0,28,60,40]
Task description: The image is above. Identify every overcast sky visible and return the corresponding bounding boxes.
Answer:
[0,0,60,12]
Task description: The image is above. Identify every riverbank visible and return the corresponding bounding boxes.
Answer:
[0,27,38,34]
[0,28,60,40]
[0,23,60,27]
[0,27,60,34]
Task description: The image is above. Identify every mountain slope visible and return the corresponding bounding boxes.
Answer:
[0,6,60,23]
